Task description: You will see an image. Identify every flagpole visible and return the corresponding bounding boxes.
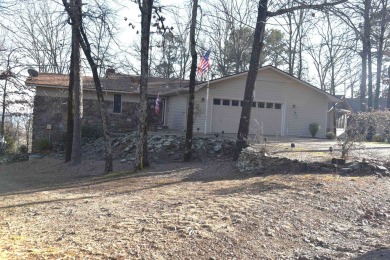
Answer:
[204,70,210,135]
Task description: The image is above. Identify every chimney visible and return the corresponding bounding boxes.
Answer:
[106,68,115,77]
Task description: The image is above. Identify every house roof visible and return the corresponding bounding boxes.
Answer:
[346,98,389,113]
[210,66,341,102]
[164,65,341,102]
[25,72,191,96]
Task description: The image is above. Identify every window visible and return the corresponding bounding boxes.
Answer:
[232,100,239,106]
[113,94,122,113]
[258,102,265,108]
[275,103,282,109]
[266,102,273,109]
[223,99,230,106]
[252,102,256,107]
[213,98,221,105]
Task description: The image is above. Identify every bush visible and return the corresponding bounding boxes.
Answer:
[82,125,103,139]
[326,131,336,140]
[309,123,321,138]
[372,134,386,143]
[18,145,28,154]
[37,138,51,151]
[4,135,16,153]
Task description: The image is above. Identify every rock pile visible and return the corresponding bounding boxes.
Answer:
[81,132,236,163]
[237,145,390,176]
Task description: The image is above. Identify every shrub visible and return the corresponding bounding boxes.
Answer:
[37,138,51,151]
[309,123,320,138]
[326,131,336,140]
[82,125,103,139]
[18,145,28,154]
[4,135,16,153]
[372,134,386,143]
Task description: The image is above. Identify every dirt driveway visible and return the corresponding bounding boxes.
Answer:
[1,156,390,259]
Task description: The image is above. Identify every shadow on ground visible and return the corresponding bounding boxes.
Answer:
[356,249,390,259]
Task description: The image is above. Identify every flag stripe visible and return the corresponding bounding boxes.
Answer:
[197,50,211,76]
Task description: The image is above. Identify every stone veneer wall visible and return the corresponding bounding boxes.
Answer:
[32,95,138,152]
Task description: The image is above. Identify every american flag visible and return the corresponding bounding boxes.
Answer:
[197,50,211,76]
[155,93,161,115]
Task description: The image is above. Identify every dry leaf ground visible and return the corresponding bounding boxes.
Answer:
[1,155,390,259]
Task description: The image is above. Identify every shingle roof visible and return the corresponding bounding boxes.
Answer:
[346,98,388,113]
[25,73,191,96]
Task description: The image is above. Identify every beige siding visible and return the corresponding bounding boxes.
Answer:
[190,68,330,138]
[255,73,328,138]
[192,88,211,133]
[166,95,187,131]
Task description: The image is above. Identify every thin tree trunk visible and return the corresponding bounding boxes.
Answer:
[135,0,153,170]
[287,13,294,75]
[184,0,198,162]
[360,0,371,112]
[65,47,74,163]
[367,41,373,110]
[387,66,390,109]
[374,0,387,110]
[1,78,7,137]
[71,0,82,164]
[234,0,268,160]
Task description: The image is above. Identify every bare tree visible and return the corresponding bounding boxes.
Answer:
[62,0,113,173]
[134,0,154,170]
[16,0,71,74]
[184,0,198,162]
[306,12,355,95]
[70,0,82,165]
[203,0,257,76]
[234,0,347,160]
[373,0,389,109]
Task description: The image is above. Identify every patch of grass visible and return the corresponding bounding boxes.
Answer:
[90,169,137,181]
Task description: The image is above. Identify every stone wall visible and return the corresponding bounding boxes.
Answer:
[32,95,138,152]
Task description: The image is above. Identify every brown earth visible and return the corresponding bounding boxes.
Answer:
[1,155,390,259]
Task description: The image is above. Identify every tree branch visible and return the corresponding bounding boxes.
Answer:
[267,0,348,17]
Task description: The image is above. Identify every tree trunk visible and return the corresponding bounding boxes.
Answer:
[374,0,387,110]
[360,0,371,112]
[1,78,7,137]
[184,0,198,162]
[135,0,154,170]
[62,0,113,173]
[233,0,268,160]
[367,41,373,110]
[387,66,390,109]
[70,0,82,164]
[65,47,74,163]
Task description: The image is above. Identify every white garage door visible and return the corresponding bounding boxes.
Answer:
[250,102,283,135]
[211,98,283,135]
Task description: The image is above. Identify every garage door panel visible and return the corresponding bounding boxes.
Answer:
[212,105,241,133]
[250,108,282,135]
[211,99,283,135]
